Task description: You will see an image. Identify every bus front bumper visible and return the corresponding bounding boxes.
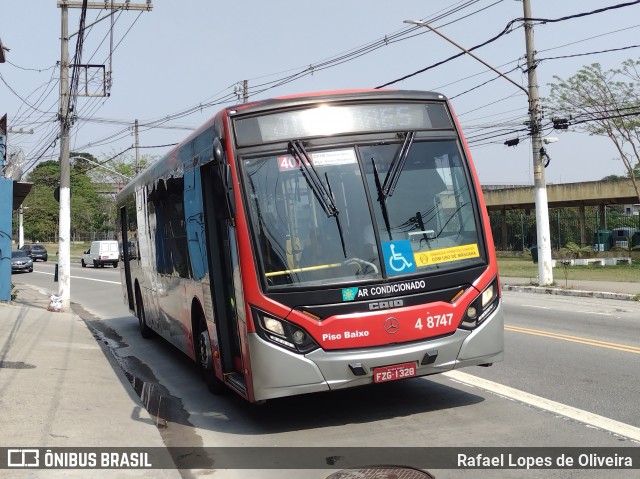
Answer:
[248,301,503,402]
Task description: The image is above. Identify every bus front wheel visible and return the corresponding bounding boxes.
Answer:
[135,288,154,339]
[198,327,225,395]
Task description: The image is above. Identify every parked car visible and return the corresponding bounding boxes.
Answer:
[11,250,33,273]
[81,240,120,268]
[20,243,48,262]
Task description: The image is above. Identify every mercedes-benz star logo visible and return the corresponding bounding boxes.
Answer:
[384,317,400,334]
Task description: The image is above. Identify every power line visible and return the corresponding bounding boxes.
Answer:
[7,0,505,163]
[84,141,178,174]
[538,44,640,62]
[377,0,640,89]
[376,20,522,88]
[524,0,640,25]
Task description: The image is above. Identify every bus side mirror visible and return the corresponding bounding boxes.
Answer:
[211,137,235,219]
[213,138,224,165]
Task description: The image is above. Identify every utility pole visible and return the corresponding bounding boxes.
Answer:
[58,1,72,309]
[405,11,553,285]
[243,80,249,103]
[56,1,153,310]
[134,119,140,174]
[523,0,553,285]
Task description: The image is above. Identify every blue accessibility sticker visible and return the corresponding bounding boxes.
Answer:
[381,240,417,276]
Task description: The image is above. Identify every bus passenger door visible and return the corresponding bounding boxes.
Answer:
[201,160,244,393]
[119,206,135,312]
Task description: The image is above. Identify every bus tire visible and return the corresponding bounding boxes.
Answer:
[198,326,225,395]
[135,288,154,339]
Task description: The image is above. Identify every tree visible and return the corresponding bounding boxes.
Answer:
[88,151,156,185]
[22,160,105,241]
[601,174,626,182]
[547,60,640,201]
[84,152,158,232]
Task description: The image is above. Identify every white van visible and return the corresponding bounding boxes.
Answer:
[81,240,120,268]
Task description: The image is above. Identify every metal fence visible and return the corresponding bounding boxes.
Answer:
[489,208,640,252]
[19,231,118,244]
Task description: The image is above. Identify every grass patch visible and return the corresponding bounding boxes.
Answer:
[40,242,91,261]
[498,258,640,282]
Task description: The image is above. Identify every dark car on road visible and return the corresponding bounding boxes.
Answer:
[11,250,33,273]
[20,243,48,261]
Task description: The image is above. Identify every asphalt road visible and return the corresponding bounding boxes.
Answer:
[10,263,640,479]
[472,292,640,427]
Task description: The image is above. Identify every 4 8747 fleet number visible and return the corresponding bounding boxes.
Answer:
[415,313,453,330]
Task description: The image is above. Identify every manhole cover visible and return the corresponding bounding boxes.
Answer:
[326,466,434,479]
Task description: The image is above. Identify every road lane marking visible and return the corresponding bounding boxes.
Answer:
[444,370,640,442]
[505,325,640,354]
[521,305,615,316]
[33,271,120,285]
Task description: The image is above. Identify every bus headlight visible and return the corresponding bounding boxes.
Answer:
[292,329,306,345]
[459,277,500,330]
[263,317,286,335]
[252,308,319,354]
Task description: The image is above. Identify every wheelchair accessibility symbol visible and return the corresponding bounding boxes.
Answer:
[381,240,417,276]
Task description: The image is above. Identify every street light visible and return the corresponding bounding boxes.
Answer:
[404,16,554,285]
[403,20,529,97]
[69,156,133,181]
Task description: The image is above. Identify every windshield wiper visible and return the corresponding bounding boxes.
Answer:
[381,131,415,199]
[323,172,347,258]
[289,140,338,217]
[371,157,392,241]
[289,140,346,258]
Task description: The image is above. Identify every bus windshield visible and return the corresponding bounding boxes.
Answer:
[242,139,483,289]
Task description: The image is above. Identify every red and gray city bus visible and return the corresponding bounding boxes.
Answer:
[116,89,504,403]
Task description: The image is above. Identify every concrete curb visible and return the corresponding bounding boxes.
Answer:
[501,283,638,301]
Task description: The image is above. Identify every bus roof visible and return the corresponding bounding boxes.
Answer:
[228,89,447,117]
[116,89,449,202]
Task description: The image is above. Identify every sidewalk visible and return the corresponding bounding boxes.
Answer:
[0,285,181,478]
[501,276,640,301]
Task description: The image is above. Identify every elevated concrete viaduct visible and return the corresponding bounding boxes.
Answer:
[482,179,640,250]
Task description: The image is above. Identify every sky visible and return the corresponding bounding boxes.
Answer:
[2,0,640,186]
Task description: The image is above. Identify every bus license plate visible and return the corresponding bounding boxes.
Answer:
[373,362,417,383]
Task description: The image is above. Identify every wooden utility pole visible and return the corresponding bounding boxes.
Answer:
[56,1,152,310]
